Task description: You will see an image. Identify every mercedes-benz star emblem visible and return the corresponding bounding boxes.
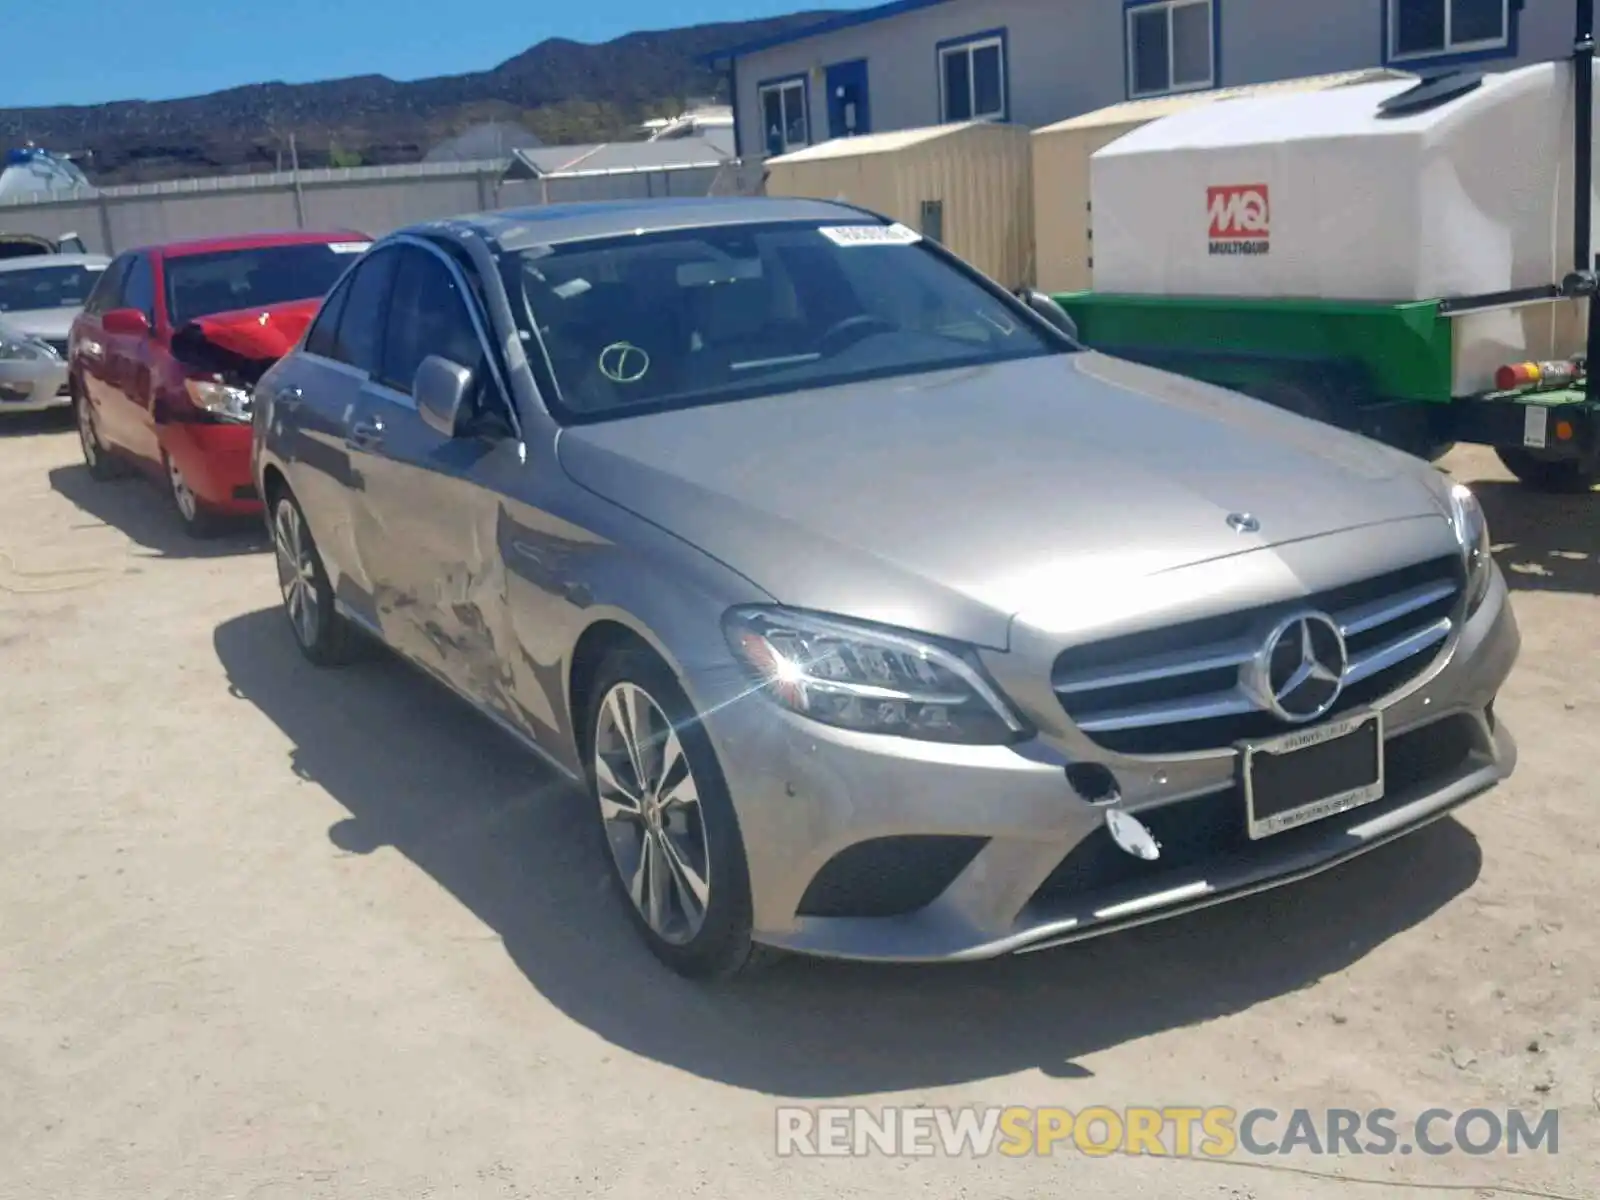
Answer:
[598,341,650,384]
[1226,512,1260,534]
[1243,611,1348,723]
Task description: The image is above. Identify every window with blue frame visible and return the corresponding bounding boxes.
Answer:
[939,33,1007,122]
[1126,0,1215,98]
[1389,0,1509,62]
[759,77,809,156]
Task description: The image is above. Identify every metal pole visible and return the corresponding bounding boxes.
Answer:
[1575,0,1593,274]
[289,132,306,229]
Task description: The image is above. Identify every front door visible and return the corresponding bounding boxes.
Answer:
[97,252,163,466]
[352,242,520,714]
[825,59,871,139]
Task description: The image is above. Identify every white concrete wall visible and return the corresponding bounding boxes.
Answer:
[733,0,1579,159]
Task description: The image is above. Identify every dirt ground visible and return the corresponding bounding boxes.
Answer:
[0,412,1595,1200]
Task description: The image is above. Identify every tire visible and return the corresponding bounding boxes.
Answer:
[270,490,361,666]
[164,451,228,538]
[583,646,777,981]
[74,392,123,481]
[1495,447,1600,494]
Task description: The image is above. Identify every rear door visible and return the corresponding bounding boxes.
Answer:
[73,254,129,426]
[353,241,522,711]
[97,252,163,464]
[281,245,400,621]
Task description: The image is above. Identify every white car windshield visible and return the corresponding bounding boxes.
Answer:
[505,220,1065,422]
[0,263,103,312]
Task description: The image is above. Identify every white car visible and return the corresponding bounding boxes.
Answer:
[0,252,109,413]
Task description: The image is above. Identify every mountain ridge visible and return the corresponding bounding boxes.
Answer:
[0,13,836,184]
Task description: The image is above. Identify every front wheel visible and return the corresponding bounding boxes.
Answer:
[585,647,774,981]
[1495,447,1599,494]
[271,492,361,666]
[164,452,227,538]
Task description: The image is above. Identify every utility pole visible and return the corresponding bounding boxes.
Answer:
[289,131,306,229]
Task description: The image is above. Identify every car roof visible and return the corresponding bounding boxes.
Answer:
[0,252,111,272]
[139,230,370,259]
[412,196,883,250]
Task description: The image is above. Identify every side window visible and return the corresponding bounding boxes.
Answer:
[121,255,155,322]
[83,256,129,316]
[304,274,353,359]
[331,247,400,374]
[378,247,488,396]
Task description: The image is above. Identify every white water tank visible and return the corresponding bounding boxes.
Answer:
[1089,61,1600,304]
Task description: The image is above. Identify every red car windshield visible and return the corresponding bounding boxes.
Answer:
[164,241,365,327]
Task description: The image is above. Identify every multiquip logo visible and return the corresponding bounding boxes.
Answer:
[1208,183,1270,256]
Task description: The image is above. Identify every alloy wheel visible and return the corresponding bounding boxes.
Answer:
[273,499,321,649]
[167,456,199,521]
[593,682,712,945]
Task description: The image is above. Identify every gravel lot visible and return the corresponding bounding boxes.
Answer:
[1,412,1596,1200]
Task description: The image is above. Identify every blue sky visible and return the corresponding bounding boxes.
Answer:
[5,0,870,109]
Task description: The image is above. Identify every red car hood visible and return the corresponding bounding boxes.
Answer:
[181,297,321,361]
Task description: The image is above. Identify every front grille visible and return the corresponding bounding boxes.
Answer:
[1027,714,1479,911]
[1052,555,1463,754]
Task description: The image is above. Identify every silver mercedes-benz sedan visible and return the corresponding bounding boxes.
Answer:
[251,197,1518,980]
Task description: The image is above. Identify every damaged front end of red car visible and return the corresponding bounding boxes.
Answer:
[169,298,320,422]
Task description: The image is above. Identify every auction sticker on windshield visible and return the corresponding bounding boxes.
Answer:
[818,223,922,247]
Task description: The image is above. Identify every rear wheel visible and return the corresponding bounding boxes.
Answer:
[1495,447,1599,493]
[271,491,361,666]
[75,392,122,481]
[585,646,775,981]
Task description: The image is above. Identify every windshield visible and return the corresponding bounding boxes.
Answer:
[504,220,1065,421]
[0,263,105,312]
[165,241,366,326]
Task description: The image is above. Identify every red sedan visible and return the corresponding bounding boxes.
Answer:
[68,230,370,535]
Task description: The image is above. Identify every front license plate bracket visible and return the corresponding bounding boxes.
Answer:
[1242,711,1385,840]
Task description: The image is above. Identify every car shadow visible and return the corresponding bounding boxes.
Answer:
[48,463,267,559]
[214,606,1484,1096]
[1472,481,1600,596]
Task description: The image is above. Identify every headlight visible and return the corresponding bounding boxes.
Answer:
[0,335,51,362]
[1448,482,1493,613]
[722,606,1027,744]
[184,378,253,422]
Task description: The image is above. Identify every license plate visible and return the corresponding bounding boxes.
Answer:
[1242,711,1384,840]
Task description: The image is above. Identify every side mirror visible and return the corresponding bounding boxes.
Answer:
[415,354,474,437]
[1017,288,1079,342]
[102,307,150,337]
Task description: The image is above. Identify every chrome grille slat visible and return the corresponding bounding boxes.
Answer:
[1342,616,1452,687]
[1052,638,1256,695]
[1335,580,1457,637]
[1052,556,1463,754]
[1075,688,1257,733]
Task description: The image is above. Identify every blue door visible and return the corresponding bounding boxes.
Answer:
[825,59,871,139]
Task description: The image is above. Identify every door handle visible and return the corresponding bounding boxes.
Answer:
[345,416,384,449]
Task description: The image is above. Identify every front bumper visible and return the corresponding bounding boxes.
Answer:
[160,420,261,513]
[0,359,70,412]
[698,568,1520,963]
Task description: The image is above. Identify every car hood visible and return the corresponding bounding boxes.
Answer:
[1,306,78,341]
[557,352,1448,649]
[177,297,321,362]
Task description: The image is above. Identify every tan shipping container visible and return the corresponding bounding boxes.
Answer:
[1031,69,1413,295]
[764,120,1035,289]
